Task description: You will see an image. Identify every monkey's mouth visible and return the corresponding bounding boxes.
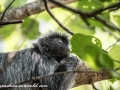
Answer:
[64,48,70,53]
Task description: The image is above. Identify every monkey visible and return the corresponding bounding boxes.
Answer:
[0,32,78,90]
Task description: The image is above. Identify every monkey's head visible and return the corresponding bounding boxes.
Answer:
[34,32,70,61]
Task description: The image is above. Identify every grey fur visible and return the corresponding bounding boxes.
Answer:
[0,32,78,90]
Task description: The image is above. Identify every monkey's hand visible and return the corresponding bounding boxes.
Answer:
[54,54,78,90]
[56,54,78,72]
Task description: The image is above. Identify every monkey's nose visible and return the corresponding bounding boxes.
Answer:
[65,48,70,52]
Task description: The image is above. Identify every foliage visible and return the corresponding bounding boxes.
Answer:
[71,33,114,70]
[1,0,120,89]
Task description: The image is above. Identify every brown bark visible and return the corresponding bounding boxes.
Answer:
[73,60,112,87]
[0,0,76,22]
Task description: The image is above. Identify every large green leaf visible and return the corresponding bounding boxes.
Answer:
[71,33,114,70]
[82,44,102,69]
[99,51,114,69]
[71,34,102,69]
[71,33,102,57]
[83,44,114,69]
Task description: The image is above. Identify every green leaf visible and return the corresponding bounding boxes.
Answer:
[99,52,114,69]
[71,33,102,57]
[111,71,120,80]
[88,18,103,28]
[71,33,114,70]
[108,45,120,61]
[99,12,110,20]
[67,15,95,35]
[83,44,114,69]
[83,44,102,69]
[0,25,16,38]
[109,79,116,83]
[71,33,102,69]
[113,15,120,27]
[88,12,110,28]
[77,0,103,12]
[21,18,40,40]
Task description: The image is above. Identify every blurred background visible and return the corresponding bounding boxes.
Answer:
[0,0,120,89]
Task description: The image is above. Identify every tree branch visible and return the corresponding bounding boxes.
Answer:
[0,0,15,22]
[0,60,111,90]
[0,0,77,22]
[43,0,74,35]
[0,20,23,26]
[0,0,23,26]
[106,38,120,50]
[49,0,120,32]
[1,0,120,32]
[91,2,120,15]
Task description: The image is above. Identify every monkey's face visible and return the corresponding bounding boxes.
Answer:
[36,33,70,61]
[49,38,70,59]
[51,38,70,57]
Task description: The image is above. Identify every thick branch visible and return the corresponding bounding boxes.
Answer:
[0,0,76,22]
[0,0,120,32]
[0,0,15,22]
[74,60,111,87]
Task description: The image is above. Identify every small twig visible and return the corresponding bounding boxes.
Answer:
[109,6,120,12]
[80,15,90,26]
[106,38,120,50]
[113,60,120,64]
[115,67,120,71]
[48,0,85,15]
[91,2,120,15]
[0,0,15,22]
[48,0,120,17]
[92,83,99,90]
[0,20,23,26]
[94,16,120,32]
[43,0,74,35]
[49,0,120,32]
[103,27,118,40]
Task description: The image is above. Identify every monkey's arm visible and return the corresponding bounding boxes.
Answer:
[54,55,78,90]
[39,55,78,90]
[57,55,78,71]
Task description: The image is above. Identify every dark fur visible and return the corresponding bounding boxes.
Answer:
[0,32,78,90]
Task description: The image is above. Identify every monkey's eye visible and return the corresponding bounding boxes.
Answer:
[58,40,63,44]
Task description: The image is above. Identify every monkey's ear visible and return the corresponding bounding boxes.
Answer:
[33,43,39,49]
[32,37,44,48]
[38,37,44,43]
[38,37,50,45]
